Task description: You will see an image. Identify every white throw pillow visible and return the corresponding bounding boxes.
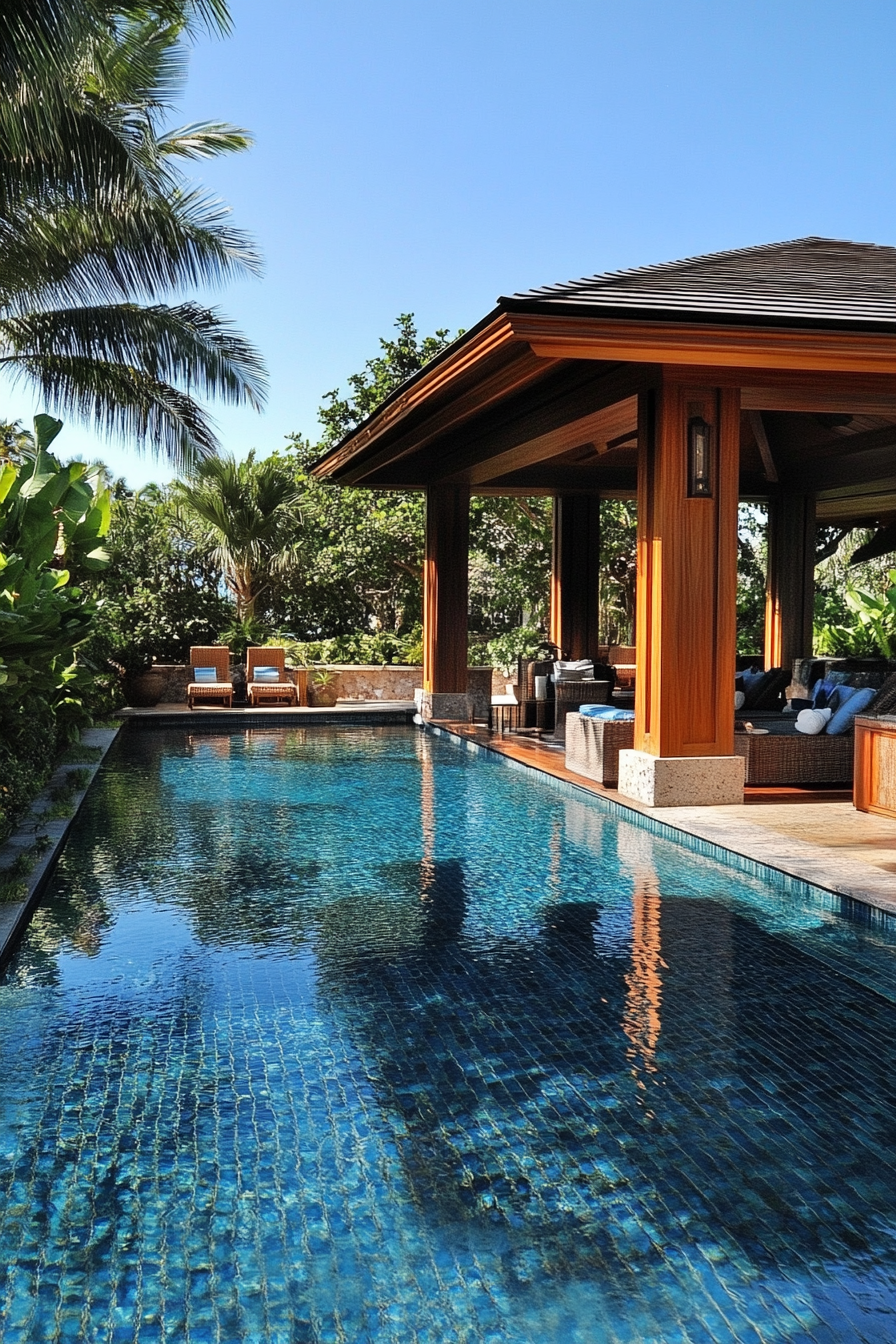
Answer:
[553,659,594,682]
[795,707,832,735]
[734,690,745,711]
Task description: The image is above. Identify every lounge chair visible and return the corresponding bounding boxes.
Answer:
[187,646,233,709]
[246,646,299,707]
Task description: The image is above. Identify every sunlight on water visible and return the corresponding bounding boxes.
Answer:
[2,726,896,1343]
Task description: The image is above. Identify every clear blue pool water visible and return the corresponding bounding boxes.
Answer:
[2,726,896,1343]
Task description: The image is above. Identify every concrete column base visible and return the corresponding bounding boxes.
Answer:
[419,691,472,722]
[617,749,745,807]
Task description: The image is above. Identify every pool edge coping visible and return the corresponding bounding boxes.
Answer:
[0,725,122,972]
[420,719,896,926]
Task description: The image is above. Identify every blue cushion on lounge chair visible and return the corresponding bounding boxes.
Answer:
[253,666,279,682]
[580,705,635,721]
[826,686,876,734]
[193,666,217,682]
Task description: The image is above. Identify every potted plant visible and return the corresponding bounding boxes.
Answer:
[309,666,337,707]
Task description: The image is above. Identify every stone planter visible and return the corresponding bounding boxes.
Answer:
[124,669,166,707]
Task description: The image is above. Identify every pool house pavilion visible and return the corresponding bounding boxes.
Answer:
[314,238,896,808]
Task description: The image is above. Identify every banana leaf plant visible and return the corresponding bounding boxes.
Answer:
[0,415,111,727]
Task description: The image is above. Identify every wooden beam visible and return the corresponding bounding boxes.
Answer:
[427,364,652,485]
[747,411,779,483]
[466,395,638,485]
[509,314,896,375]
[817,488,896,521]
[794,444,896,492]
[479,464,637,492]
[799,422,896,462]
[423,485,469,694]
[741,385,896,415]
[634,377,739,758]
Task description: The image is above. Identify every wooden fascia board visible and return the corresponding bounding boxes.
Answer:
[508,313,896,375]
[311,314,530,480]
[335,346,559,485]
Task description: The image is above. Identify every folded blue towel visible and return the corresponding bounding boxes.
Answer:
[579,705,635,721]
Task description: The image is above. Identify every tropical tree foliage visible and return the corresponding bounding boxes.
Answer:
[0,415,111,840]
[82,480,230,676]
[174,452,301,620]
[317,314,455,448]
[0,0,266,467]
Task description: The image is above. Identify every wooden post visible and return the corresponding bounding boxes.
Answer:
[632,373,740,765]
[423,484,470,695]
[550,493,601,659]
[764,492,816,671]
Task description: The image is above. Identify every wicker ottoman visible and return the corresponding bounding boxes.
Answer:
[565,712,635,786]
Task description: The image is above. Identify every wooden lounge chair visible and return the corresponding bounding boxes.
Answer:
[187,646,233,709]
[246,646,299,707]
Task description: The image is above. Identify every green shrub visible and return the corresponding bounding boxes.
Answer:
[0,703,58,844]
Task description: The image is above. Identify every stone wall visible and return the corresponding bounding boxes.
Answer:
[143,663,494,712]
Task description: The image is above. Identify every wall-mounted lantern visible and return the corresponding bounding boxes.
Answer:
[687,416,713,497]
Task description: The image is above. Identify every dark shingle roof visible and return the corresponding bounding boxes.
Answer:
[500,237,896,328]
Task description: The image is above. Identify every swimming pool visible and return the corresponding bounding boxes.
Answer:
[2,724,896,1343]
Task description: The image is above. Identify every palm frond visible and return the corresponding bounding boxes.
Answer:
[1,302,267,410]
[0,188,262,309]
[156,121,253,160]
[2,353,220,470]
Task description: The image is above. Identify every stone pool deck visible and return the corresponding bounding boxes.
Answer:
[0,726,120,971]
[120,700,418,726]
[437,721,896,918]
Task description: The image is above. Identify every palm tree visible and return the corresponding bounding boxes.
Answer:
[0,1,267,469]
[174,452,301,620]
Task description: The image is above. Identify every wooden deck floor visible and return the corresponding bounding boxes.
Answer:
[436,722,896,915]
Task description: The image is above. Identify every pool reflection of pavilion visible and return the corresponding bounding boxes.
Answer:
[314,238,896,807]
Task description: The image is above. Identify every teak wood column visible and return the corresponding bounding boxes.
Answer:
[423,484,470,694]
[764,491,816,671]
[633,374,740,760]
[550,493,601,659]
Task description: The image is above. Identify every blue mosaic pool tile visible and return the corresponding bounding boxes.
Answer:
[2,726,896,1340]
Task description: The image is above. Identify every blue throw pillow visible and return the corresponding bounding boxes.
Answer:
[193,666,217,682]
[826,686,876,735]
[810,678,837,709]
[580,705,635,721]
[741,667,764,692]
[253,666,280,682]
[827,684,858,714]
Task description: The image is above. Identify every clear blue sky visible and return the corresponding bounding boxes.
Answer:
[7,0,896,485]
